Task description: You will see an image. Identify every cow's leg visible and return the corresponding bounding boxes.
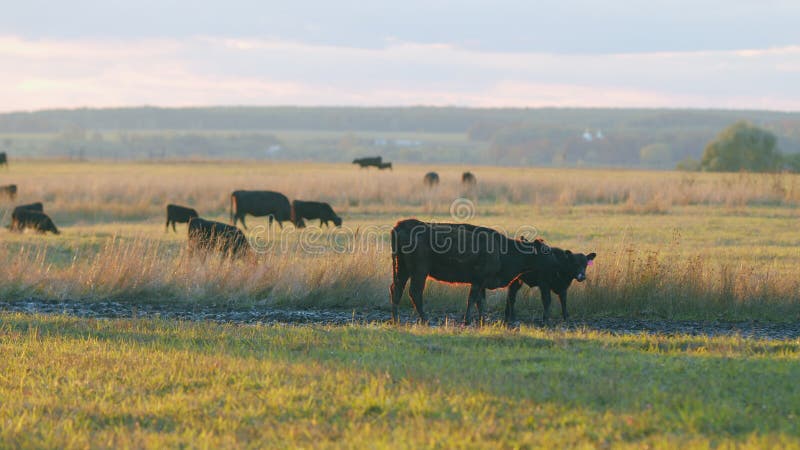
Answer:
[172,220,177,233]
[475,287,487,326]
[239,215,248,230]
[389,258,409,324]
[407,273,427,324]
[505,279,523,323]
[557,289,569,321]
[464,283,482,325]
[539,285,553,324]
[166,218,171,232]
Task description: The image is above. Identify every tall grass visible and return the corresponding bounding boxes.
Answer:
[1,233,798,321]
[1,161,799,321]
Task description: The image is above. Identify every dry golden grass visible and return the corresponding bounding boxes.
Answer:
[1,161,799,320]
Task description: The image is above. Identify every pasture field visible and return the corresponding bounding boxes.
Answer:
[1,160,799,320]
[1,314,799,448]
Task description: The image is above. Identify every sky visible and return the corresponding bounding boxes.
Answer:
[1,0,799,112]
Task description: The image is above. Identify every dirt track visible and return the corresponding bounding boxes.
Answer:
[1,299,798,340]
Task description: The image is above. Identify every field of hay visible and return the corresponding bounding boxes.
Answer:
[1,160,799,321]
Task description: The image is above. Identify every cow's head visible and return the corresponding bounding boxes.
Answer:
[561,250,596,282]
[333,216,343,227]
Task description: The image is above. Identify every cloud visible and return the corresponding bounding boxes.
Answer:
[1,35,799,112]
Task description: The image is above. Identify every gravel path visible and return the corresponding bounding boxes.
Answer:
[1,299,798,341]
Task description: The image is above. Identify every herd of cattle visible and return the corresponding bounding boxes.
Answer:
[2,156,596,324]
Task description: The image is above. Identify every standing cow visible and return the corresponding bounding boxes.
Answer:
[291,200,343,228]
[10,209,59,234]
[423,172,440,187]
[353,156,383,168]
[230,190,292,229]
[165,204,199,232]
[462,171,477,186]
[0,152,7,168]
[187,217,251,258]
[504,243,596,323]
[0,184,17,200]
[389,219,550,325]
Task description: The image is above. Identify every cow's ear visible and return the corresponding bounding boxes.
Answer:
[565,250,572,256]
[587,252,596,261]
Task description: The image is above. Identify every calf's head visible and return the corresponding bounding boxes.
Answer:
[561,250,596,282]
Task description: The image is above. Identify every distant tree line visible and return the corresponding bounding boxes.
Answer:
[1,107,799,167]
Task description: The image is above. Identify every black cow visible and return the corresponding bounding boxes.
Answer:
[1,184,17,200]
[291,200,342,228]
[505,242,596,323]
[462,171,477,186]
[390,219,550,325]
[8,202,44,231]
[230,190,292,229]
[377,162,393,170]
[187,217,251,258]
[0,152,7,167]
[353,156,383,168]
[13,202,43,213]
[11,209,59,234]
[423,172,440,187]
[165,204,199,232]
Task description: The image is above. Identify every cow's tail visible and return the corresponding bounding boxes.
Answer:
[390,226,407,281]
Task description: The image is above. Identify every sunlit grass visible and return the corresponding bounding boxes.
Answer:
[0,314,798,448]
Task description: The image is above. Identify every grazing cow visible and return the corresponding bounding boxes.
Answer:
[390,219,550,325]
[291,200,342,228]
[462,171,477,186]
[377,162,393,170]
[504,242,596,323]
[0,152,6,167]
[9,202,44,230]
[353,156,383,168]
[187,217,251,258]
[165,204,199,232]
[423,172,440,187]
[230,190,292,229]
[0,184,17,200]
[10,209,59,234]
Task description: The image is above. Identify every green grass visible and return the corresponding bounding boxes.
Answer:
[0,314,798,448]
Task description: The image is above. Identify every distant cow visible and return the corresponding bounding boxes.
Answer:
[165,204,199,232]
[230,190,292,229]
[187,217,251,258]
[0,184,17,200]
[390,219,550,325]
[423,172,440,187]
[353,156,383,168]
[291,200,342,228]
[377,162,393,170]
[9,202,44,231]
[10,209,59,234]
[462,171,477,186]
[505,241,596,323]
[0,152,6,167]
